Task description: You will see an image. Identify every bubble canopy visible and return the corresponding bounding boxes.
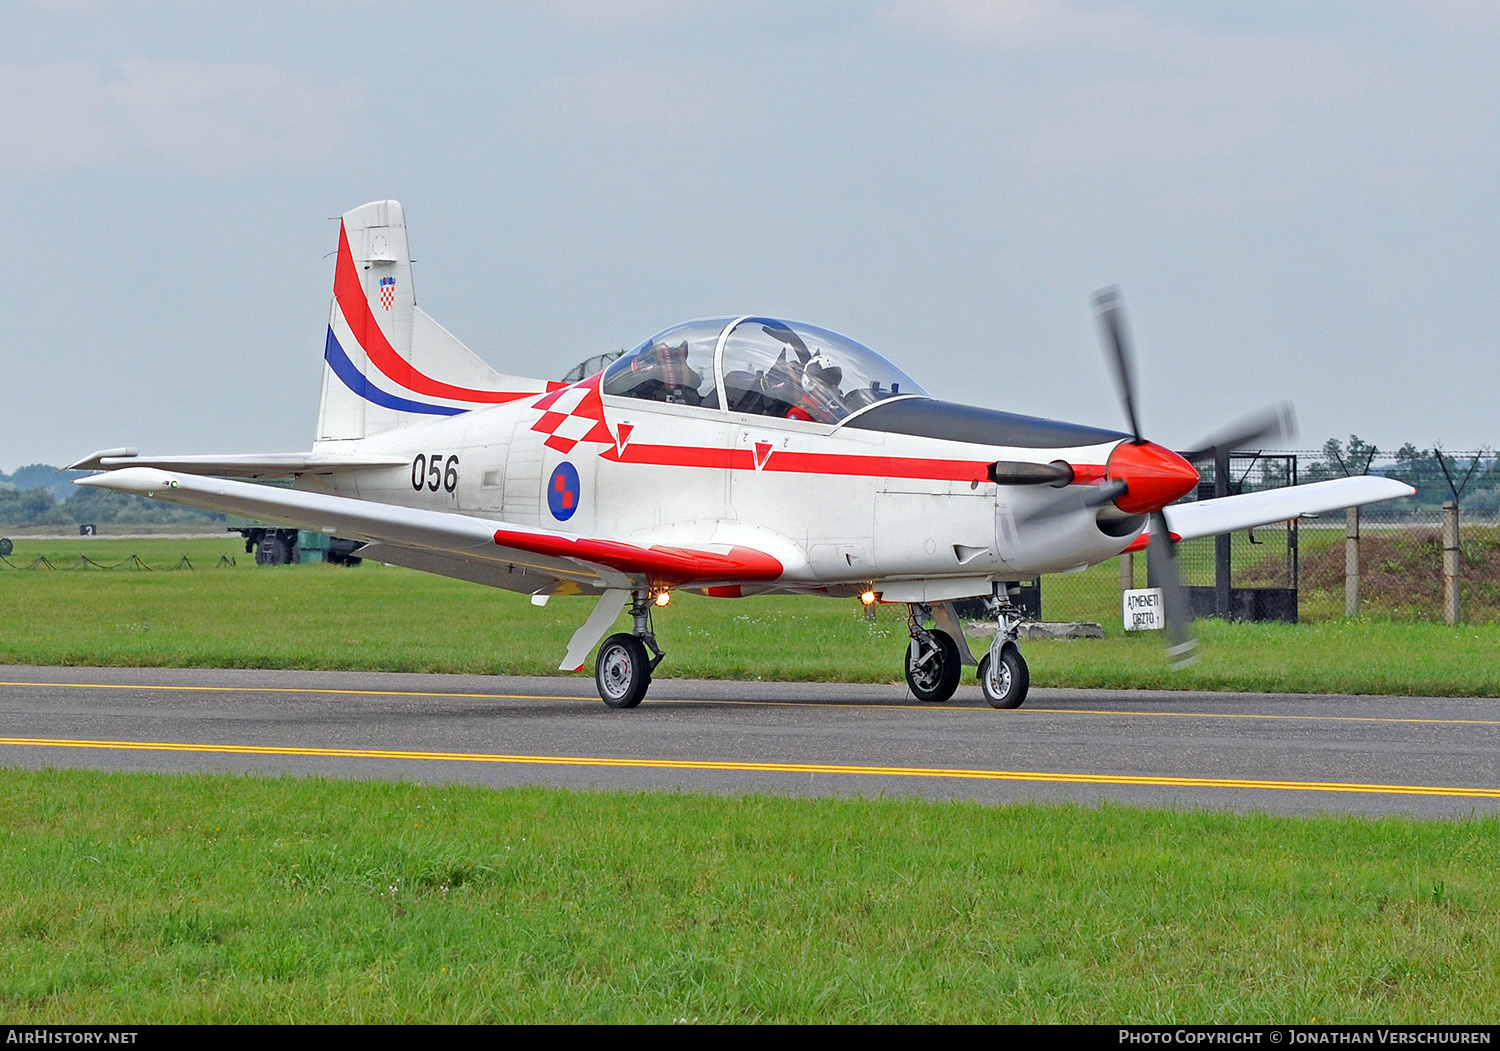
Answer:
[601,316,929,425]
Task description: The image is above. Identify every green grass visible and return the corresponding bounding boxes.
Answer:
[2,537,1497,695]
[3,768,1498,1023]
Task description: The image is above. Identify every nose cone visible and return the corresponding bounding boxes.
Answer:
[1107,440,1199,514]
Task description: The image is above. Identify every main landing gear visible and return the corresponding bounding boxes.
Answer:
[905,604,964,703]
[593,591,664,709]
[903,591,1030,708]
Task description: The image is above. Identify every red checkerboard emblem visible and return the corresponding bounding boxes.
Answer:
[529,374,614,454]
[379,276,395,311]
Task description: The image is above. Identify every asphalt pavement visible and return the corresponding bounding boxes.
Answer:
[2,665,1497,818]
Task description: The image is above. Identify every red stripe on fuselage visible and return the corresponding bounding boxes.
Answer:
[599,442,1012,482]
[333,223,533,406]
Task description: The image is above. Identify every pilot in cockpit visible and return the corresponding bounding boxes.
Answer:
[730,348,850,424]
[796,359,846,422]
[622,340,705,405]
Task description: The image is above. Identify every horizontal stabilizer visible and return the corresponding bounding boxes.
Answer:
[66,449,409,478]
[1161,476,1415,542]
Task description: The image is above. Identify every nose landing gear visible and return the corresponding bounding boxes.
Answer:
[977,590,1029,708]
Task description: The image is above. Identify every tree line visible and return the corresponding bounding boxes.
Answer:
[1302,438,1500,513]
[0,464,223,527]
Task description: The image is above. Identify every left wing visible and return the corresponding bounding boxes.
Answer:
[74,467,784,592]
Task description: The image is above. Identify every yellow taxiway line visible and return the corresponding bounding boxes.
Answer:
[0,679,585,703]
[2,735,1498,799]
[3,679,1499,727]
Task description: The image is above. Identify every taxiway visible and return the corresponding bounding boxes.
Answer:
[2,665,1496,818]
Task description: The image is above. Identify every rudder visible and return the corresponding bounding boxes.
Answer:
[316,200,547,442]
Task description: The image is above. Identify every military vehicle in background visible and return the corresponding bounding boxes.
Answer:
[226,514,362,567]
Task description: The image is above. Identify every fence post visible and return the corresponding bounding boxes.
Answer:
[1214,449,1231,618]
[1443,500,1460,625]
[1120,551,1133,593]
[1344,506,1360,617]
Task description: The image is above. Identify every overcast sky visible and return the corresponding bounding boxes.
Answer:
[3,0,1496,471]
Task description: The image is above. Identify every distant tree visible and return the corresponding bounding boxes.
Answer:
[1305,435,1378,482]
[0,487,64,526]
[2,464,88,501]
[56,487,223,525]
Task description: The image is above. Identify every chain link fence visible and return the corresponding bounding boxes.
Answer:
[1043,446,1500,626]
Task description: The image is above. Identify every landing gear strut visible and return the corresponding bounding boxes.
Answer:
[905,603,963,703]
[977,587,1029,708]
[593,590,664,709]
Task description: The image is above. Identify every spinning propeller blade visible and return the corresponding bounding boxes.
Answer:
[1013,479,1127,527]
[1147,510,1198,668]
[1092,286,1143,444]
[1179,404,1297,465]
[1091,286,1201,667]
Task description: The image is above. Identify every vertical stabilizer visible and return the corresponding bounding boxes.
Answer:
[316,200,548,442]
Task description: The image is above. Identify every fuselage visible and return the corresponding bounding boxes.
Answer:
[303,385,1164,601]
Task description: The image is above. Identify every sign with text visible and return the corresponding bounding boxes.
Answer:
[1123,588,1166,631]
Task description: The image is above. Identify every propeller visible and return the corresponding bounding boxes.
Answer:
[1092,286,1144,444]
[1178,403,1296,465]
[1010,478,1127,526]
[1091,287,1201,667]
[1011,287,1296,669]
[1145,507,1198,668]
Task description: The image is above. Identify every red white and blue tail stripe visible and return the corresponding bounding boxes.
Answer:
[316,200,548,441]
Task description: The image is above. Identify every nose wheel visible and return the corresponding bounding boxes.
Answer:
[977,643,1029,709]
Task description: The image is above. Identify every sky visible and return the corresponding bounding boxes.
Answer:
[2,0,1496,472]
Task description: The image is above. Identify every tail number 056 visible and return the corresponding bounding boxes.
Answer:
[411,454,459,493]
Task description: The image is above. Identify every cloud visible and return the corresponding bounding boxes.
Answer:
[0,60,365,175]
[533,65,717,137]
[882,1,1369,168]
[542,0,715,30]
[1376,0,1500,33]
[884,0,1160,53]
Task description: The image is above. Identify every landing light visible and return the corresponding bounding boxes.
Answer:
[654,590,671,607]
[860,590,878,606]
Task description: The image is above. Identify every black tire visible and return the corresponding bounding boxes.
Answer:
[595,633,651,709]
[905,629,962,703]
[977,643,1030,709]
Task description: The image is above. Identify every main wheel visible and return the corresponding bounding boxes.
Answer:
[977,643,1029,709]
[905,629,963,703]
[595,633,651,709]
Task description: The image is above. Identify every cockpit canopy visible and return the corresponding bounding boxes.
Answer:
[600,316,929,425]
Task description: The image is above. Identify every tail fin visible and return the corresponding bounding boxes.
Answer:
[316,200,548,442]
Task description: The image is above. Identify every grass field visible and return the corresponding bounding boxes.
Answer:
[4,768,1498,1023]
[4,540,1499,1023]
[1,536,1497,696]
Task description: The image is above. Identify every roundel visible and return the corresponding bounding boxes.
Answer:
[547,461,581,521]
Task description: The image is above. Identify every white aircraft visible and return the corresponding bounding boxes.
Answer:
[71,200,1413,709]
